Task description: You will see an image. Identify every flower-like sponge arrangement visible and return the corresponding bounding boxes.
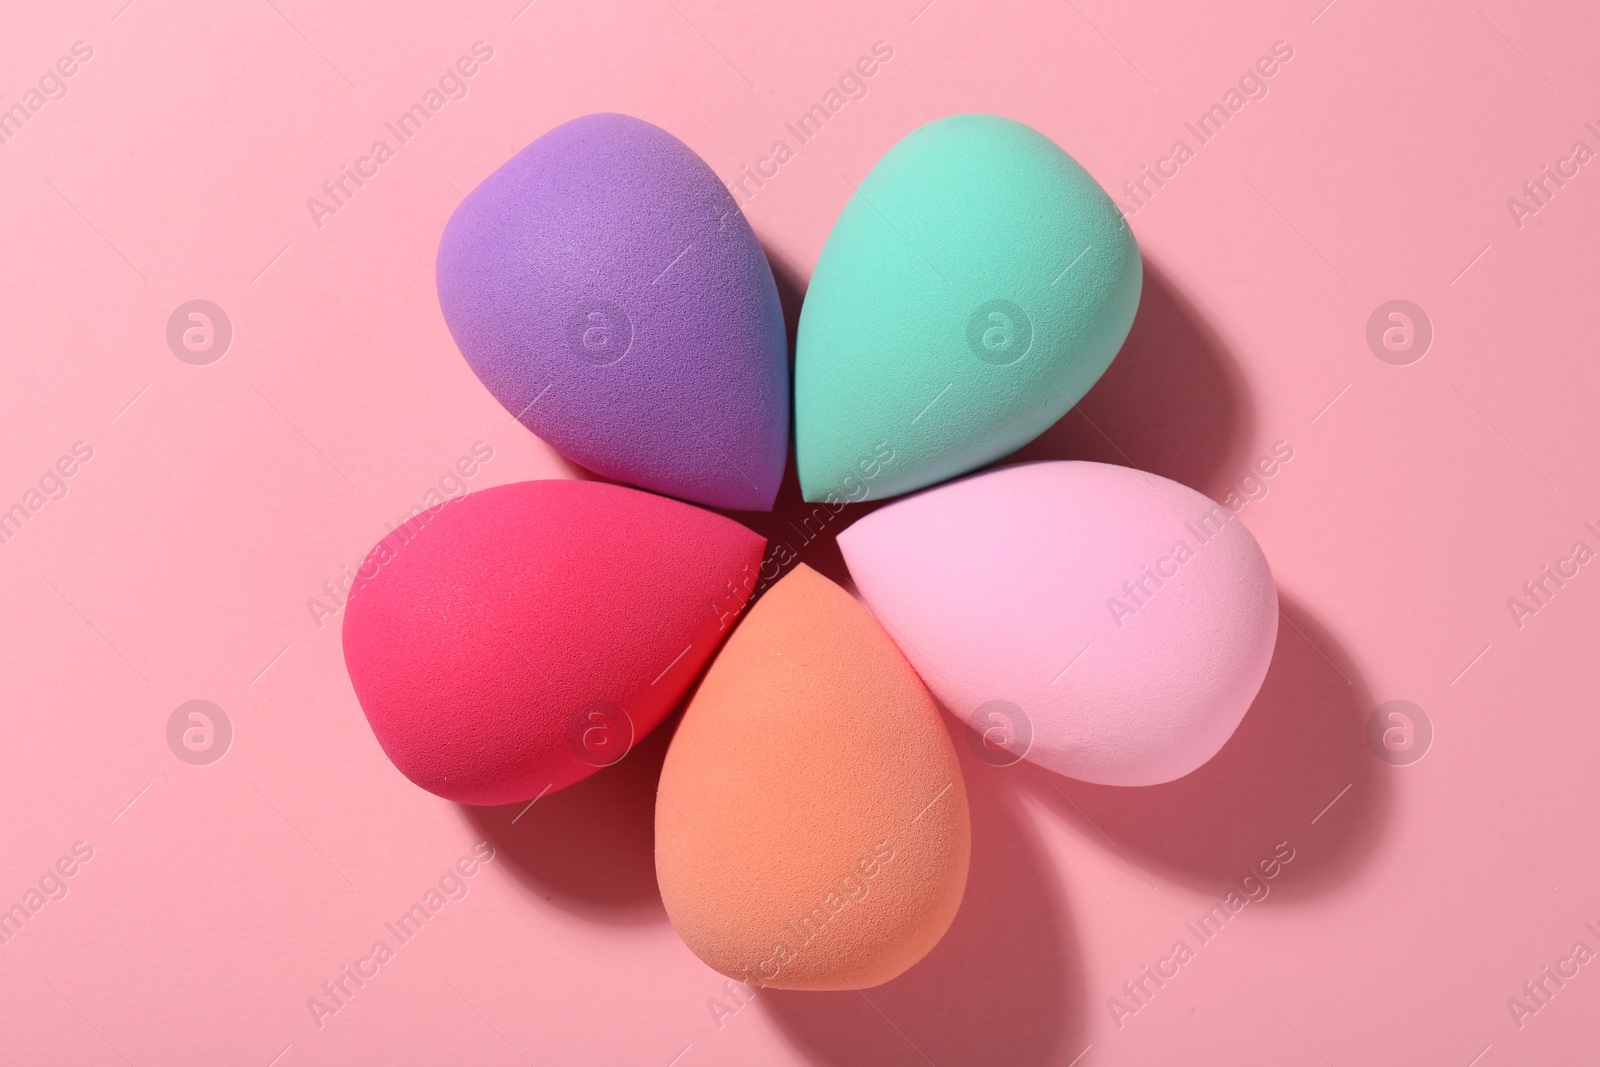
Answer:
[341,112,1278,991]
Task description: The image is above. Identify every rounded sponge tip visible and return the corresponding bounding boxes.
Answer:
[656,564,971,990]
[838,461,1278,786]
[437,113,789,511]
[341,479,766,805]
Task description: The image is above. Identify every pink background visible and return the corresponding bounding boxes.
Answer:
[3,0,1597,1063]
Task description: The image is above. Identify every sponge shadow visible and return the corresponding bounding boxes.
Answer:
[456,711,678,926]
[761,742,1084,1067]
[716,244,877,594]
[1021,594,1390,902]
[1006,257,1255,498]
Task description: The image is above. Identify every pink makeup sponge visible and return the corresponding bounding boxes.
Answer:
[341,479,765,805]
[837,461,1278,785]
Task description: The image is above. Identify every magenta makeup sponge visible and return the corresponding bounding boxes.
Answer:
[341,479,766,805]
[436,113,788,511]
[837,461,1278,785]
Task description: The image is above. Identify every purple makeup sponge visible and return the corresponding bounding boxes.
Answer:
[437,113,788,511]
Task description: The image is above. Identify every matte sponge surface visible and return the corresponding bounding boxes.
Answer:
[437,113,789,511]
[838,462,1277,786]
[656,565,970,990]
[795,114,1140,502]
[342,479,765,805]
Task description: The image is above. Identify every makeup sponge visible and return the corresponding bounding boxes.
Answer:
[436,113,788,511]
[341,479,765,805]
[656,565,970,990]
[795,114,1141,503]
[838,462,1278,786]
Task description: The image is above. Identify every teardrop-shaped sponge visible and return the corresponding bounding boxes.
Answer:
[341,479,765,805]
[437,112,789,511]
[838,461,1278,786]
[656,565,970,990]
[795,113,1140,503]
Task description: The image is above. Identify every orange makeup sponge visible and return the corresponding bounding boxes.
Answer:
[655,564,970,990]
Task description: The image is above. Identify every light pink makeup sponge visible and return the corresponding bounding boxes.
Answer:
[837,461,1278,785]
[341,479,765,805]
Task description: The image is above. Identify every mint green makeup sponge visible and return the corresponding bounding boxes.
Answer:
[795,114,1142,502]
